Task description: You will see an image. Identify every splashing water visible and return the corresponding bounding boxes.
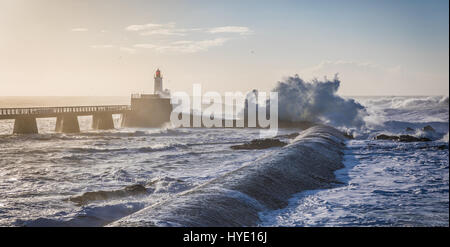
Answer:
[272,74,366,128]
[0,89,447,227]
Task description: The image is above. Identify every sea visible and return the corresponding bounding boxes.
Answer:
[0,95,448,226]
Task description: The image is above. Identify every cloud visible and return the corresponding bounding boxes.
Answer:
[134,44,157,49]
[134,38,228,53]
[119,47,137,54]
[126,22,252,36]
[300,60,380,75]
[125,22,194,36]
[89,45,137,54]
[125,23,175,31]
[122,22,252,53]
[208,26,252,35]
[71,28,88,32]
[139,29,188,36]
[90,45,115,49]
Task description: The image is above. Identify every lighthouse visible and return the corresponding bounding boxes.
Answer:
[154,69,163,94]
[122,68,172,128]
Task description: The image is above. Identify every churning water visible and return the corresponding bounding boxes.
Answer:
[0,95,448,226]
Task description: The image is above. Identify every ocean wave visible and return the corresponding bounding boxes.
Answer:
[16,177,193,226]
[137,143,189,152]
[146,176,192,194]
[63,143,189,154]
[65,177,191,207]
[441,132,449,143]
[70,128,186,138]
[107,125,347,226]
[392,96,448,109]
[272,75,366,128]
[370,121,449,139]
[243,75,366,129]
[67,147,129,153]
[348,95,449,139]
[68,184,149,206]
[16,202,146,227]
[359,96,448,110]
[0,128,189,141]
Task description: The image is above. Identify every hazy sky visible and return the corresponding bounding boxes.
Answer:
[0,0,448,96]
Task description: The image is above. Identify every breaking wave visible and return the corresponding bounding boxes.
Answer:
[245,75,447,140]
[441,132,449,142]
[16,202,146,227]
[16,176,193,227]
[108,125,347,227]
[67,176,192,207]
[272,75,366,129]
[362,95,448,110]
[68,184,149,206]
[356,95,449,140]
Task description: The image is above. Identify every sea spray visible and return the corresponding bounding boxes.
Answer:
[356,95,449,139]
[442,132,449,142]
[272,74,366,128]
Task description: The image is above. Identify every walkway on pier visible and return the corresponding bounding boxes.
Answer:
[0,105,131,134]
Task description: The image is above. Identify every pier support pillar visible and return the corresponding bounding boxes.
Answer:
[13,116,38,134]
[55,114,80,133]
[92,113,115,130]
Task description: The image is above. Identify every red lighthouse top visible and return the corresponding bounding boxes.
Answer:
[155,69,161,78]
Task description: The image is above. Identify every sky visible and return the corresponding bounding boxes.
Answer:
[0,0,448,96]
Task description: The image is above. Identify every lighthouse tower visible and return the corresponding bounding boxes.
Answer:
[154,69,163,94]
[123,68,172,127]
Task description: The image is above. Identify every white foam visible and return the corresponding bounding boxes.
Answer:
[271,75,367,128]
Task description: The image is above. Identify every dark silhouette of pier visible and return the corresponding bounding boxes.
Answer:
[0,105,131,134]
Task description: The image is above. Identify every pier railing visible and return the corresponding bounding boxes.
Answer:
[0,105,131,119]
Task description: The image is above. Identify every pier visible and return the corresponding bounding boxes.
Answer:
[0,105,131,134]
[0,69,174,134]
